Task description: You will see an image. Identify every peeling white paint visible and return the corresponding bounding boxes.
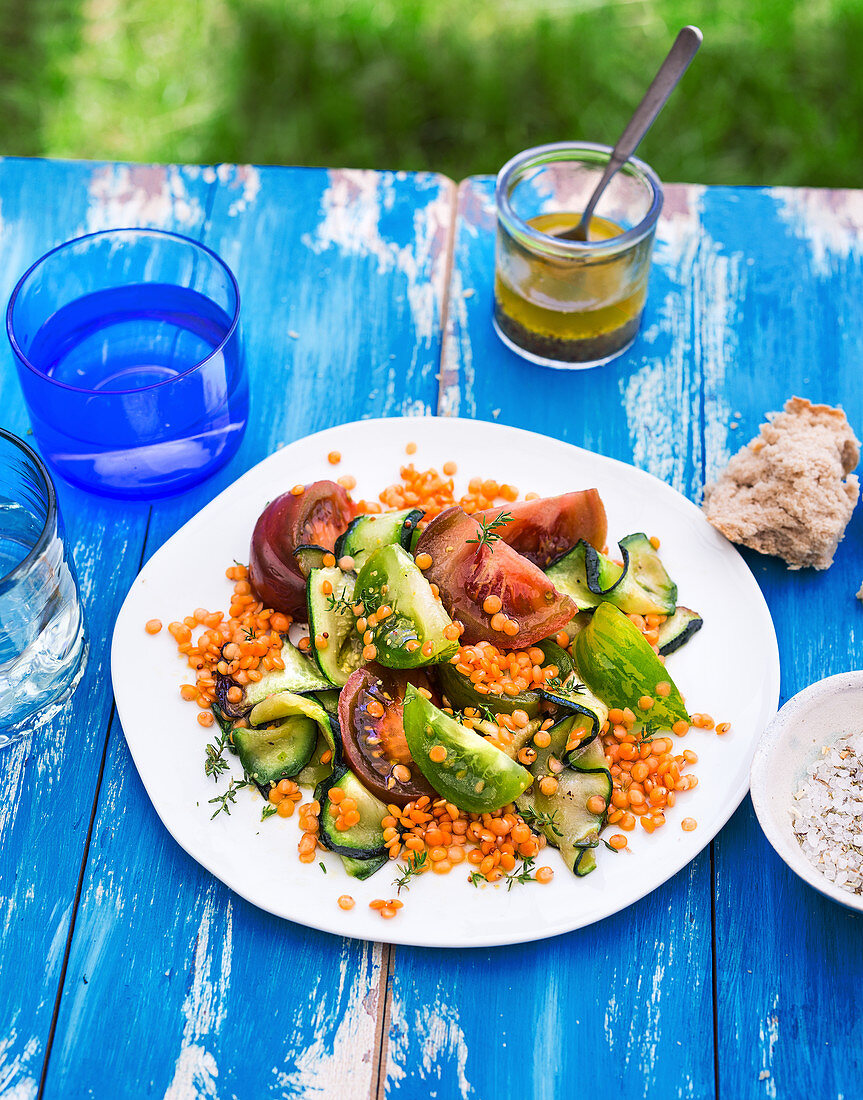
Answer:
[700,245,745,486]
[757,993,780,1100]
[622,187,744,497]
[0,1031,40,1100]
[162,889,232,1100]
[274,941,381,1099]
[386,987,471,1099]
[86,165,204,232]
[401,398,433,418]
[302,170,451,350]
[438,266,475,419]
[226,166,262,217]
[773,187,863,278]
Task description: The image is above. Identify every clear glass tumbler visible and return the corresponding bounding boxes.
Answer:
[493,142,663,369]
[0,429,87,746]
[7,228,247,499]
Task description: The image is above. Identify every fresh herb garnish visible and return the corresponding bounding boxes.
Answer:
[204,725,233,781]
[208,778,250,819]
[394,850,427,893]
[261,803,278,821]
[505,857,537,891]
[635,719,660,746]
[319,861,327,874]
[326,591,356,617]
[450,702,497,728]
[602,837,622,853]
[469,857,537,890]
[466,511,512,554]
[520,805,563,838]
[544,674,585,696]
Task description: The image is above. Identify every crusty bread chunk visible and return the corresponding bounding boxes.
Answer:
[703,397,860,570]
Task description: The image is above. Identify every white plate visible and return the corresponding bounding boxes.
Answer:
[112,417,780,947]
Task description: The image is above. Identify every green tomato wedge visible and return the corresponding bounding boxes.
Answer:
[355,544,459,669]
[573,602,689,730]
[402,684,532,812]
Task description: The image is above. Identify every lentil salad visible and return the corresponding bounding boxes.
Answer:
[148,445,724,919]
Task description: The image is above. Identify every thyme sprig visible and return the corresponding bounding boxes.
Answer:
[466,511,512,554]
[470,856,538,890]
[519,804,563,838]
[261,803,278,821]
[394,851,428,893]
[326,591,356,617]
[634,719,660,746]
[209,778,250,819]
[204,724,233,782]
[544,674,585,696]
[506,856,537,891]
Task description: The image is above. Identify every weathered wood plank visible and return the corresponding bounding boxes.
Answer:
[697,185,863,1100]
[383,179,715,1100]
[0,158,214,1100]
[42,166,456,1099]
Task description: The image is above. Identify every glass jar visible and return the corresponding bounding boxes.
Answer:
[493,142,663,369]
[0,428,87,744]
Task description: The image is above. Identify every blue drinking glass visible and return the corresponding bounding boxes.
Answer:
[0,428,87,746]
[6,228,247,499]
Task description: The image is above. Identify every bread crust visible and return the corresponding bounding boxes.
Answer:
[703,397,860,570]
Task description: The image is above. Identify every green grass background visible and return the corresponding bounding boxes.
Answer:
[1,0,861,185]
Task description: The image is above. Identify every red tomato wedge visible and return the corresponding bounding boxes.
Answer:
[338,665,438,806]
[249,480,354,618]
[414,507,577,648]
[473,490,607,568]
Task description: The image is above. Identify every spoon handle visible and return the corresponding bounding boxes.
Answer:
[565,25,702,242]
[612,25,702,165]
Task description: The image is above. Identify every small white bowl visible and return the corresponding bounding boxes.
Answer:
[750,671,863,914]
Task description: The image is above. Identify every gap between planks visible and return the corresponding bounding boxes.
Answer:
[368,173,460,1100]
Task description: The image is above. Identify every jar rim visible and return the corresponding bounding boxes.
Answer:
[6,227,241,397]
[495,141,664,258]
[0,428,57,594]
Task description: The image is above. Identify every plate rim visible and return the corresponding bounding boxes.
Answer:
[112,415,781,947]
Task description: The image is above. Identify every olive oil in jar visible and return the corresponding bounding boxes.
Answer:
[493,211,653,366]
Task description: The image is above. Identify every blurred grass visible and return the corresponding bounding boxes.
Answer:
[1,0,862,185]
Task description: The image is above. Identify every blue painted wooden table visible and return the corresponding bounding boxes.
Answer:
[1,159,861,1100]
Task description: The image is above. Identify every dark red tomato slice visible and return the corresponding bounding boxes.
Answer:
[248,480,354,618]
[338,665,438,806]
[473,490,607,568]
[414,507,576,649]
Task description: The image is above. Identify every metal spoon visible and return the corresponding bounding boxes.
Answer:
[558,25,703,243]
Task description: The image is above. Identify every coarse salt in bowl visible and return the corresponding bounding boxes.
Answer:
[750,671,863,914]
